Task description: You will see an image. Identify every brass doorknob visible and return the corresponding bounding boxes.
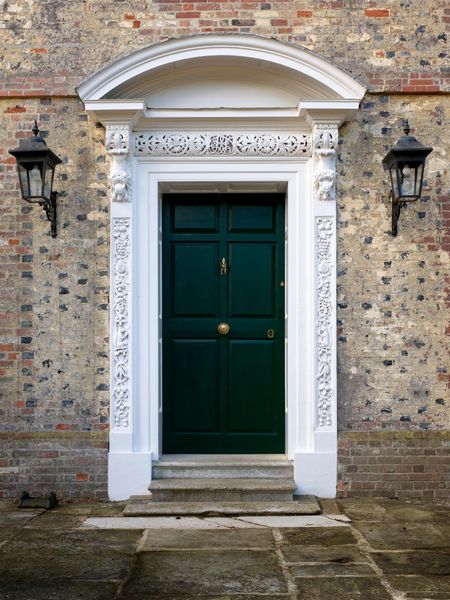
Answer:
[218,323,230,335]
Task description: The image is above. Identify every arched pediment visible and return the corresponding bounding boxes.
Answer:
[77,35,366,111]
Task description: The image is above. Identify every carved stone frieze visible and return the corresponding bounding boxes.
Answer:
[112,218,131,428]
[106,124,132,203]
[134,132,310,157]
[316,216,334,428]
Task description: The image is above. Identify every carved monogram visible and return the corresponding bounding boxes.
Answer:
[316,217,334,428]
[135,132,310,157]
[112,218,131,428]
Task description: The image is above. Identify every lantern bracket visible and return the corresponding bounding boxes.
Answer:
[40,191,58,238]
[391,194,407,237]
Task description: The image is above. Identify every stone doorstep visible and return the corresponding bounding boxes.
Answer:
[123,498,321,517]
[149,477,297,503]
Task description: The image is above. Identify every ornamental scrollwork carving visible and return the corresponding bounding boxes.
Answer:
[112,218,131,428]
[313,169,336,202]
[313,125,338,157]
[106,125,130,155]
[316,217,334,428]
[134,132,310,157]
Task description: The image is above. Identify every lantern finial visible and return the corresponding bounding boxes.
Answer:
[32,120,39,137]
[403,120,410,136]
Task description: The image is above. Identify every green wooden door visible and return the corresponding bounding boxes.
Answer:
[162,193,285,453]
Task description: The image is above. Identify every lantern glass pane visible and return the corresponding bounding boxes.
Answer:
[17,164,29,198]
[400,164,415,197]
[29,164,43,197]
[43,165,54,201]
[414,162,424,197]
[391,166,401,200]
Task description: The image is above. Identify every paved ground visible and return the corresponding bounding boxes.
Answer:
[0,497,449,599]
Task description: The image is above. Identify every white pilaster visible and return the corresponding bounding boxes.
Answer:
[107,122,151,500]
[295,122,338,497]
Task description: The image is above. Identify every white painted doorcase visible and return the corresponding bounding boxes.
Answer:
[77,35,366,500]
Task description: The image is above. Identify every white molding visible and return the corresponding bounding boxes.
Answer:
[77,35,367,102]
[134,131,310,158]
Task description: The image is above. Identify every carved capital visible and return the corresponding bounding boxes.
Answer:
[106,125,130,155]
[312,124,338,157]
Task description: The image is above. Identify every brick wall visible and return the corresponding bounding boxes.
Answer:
[338,431,450,500]
[0,432,108,500]
[0,0,448,499]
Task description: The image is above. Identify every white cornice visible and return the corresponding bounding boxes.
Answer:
[77,35,367,103]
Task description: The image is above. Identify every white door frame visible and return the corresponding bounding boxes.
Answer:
[77,35,366,500]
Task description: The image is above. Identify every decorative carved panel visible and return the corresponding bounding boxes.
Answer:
[112,218,131,428]
[135,132,310,157]
[316,216,334,428]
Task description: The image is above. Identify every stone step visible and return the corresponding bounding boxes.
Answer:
[124,496,321,517]
[152,454,293,480]
[149,477,296,503]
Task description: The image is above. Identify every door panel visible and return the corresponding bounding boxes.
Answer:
[172,243,219,317]
[229,243,275,317]
[228,340,277,433]
[163,193,285,454]
[171,339,220,432]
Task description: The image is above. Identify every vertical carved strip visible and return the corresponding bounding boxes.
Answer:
[316,216,334,428]
[106,124,132,203]
[312,124,338,202]
[112,218,131,428]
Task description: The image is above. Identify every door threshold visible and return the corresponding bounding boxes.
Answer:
[156,454,289,463]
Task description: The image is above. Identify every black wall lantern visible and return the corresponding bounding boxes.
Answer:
[382,121,433,236]
[9,121,62,238]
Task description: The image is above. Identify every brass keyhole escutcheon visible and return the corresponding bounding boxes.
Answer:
[267,329,275,339]
[218,323,230,335]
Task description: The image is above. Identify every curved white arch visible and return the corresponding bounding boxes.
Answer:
[77,34,366,102]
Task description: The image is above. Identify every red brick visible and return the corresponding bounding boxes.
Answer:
[365,8,390,17]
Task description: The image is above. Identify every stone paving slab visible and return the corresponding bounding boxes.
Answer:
[371,549,450,575]
[234,515,349,528]
[387,575,450,598]
[0,580,119,600]
[353,521,450,549]
[121,550,288,597]
[0,529,142,581]
[280,543,368,564]
[279,525,357,546]
[290,563,377,577]
[0,510,43,527]
[294,577,393,599]
[142,528,275,550]
[82,516,237,529]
